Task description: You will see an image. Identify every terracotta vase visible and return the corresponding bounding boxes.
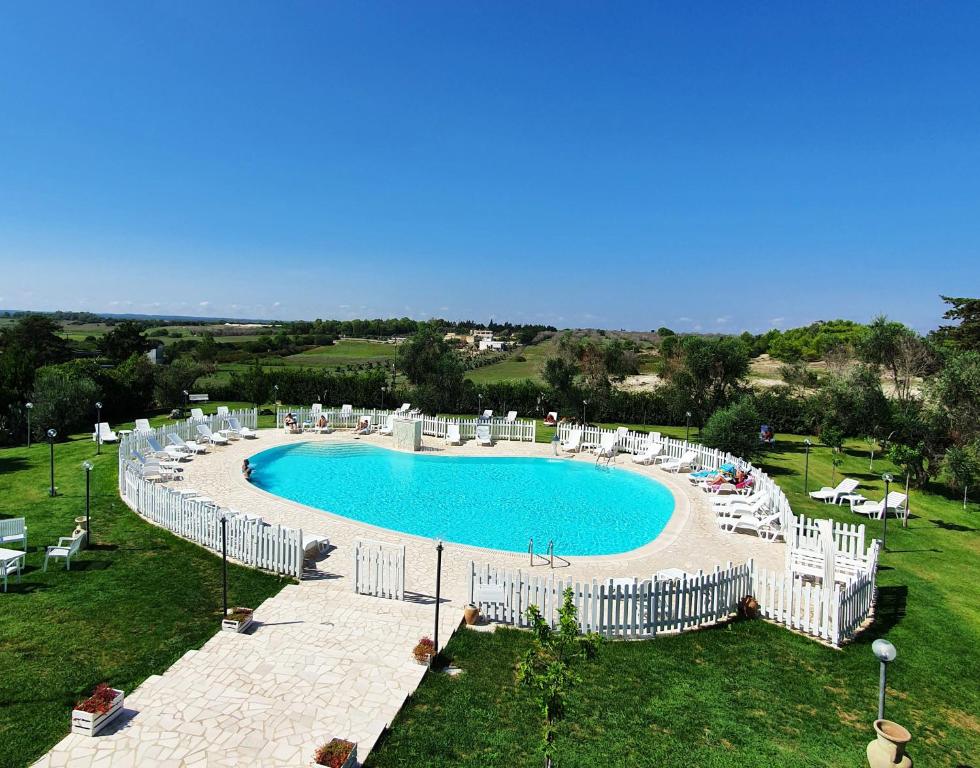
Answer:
[867,719,912,768]
[463,603,481,625]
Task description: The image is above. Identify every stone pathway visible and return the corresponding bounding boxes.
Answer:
[33,575,459,767]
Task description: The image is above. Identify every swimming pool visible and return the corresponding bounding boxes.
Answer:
[249,442,675,556]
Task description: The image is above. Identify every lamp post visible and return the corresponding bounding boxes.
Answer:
[872,638,897,721]
[478,393,482,416]
[804,439,812,495]
[381,385,388,408]
[582,399,589,425]
[25,402,33,448]
[95,401,103,455]
[182,389,189,415]
[390,362,396,390]
[273,384,279,404]
[82,461,93,541]
[685,411,692,443]
[881,473,893,551]
[433,540,444,665]
[220,513,228,618]
[47,428,58,496]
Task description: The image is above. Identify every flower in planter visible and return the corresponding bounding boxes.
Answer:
[413,636,435,665]
[75,683,118,715]
[313,738,355,767]
[225,607,253,623]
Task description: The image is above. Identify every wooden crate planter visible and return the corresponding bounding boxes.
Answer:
[312,739,357,768]
[222,607,254,633]
[71,688,124,737]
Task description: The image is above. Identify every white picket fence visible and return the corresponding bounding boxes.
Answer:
[121,463,304,578]
[276,406,537,442]
[353,539,405,600]
[470,556,877,647]
[556,424,794,531]
[470,561,753,639]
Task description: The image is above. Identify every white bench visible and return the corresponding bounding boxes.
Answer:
[44,534,85,571]
[0,518,27,551]
[188,394,209,403]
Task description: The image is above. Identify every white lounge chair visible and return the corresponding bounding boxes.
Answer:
[379,415,395,436]
[44,534,85,570]
[632,441,664,465]
[147,435,191,461]
[397,403,411,415]
[505,411,517,422]
[481,409,493,420]
[445,424,462,445]
[475,424,493,446]
[304,404,323,431]
[543,411,558,426]
[593,433,618,460]
[168,433,207,454]
[226,417,257,439]
[197,424,229,445]
[660,450,698,473]
[561,429,582,453]
[190,408,207,422]
[134,418,153,434]
[809,478,860,504]
[92,422,119,443]
[717,511,783,542]
[340,404,353,419]
[2,551,24,591]
[134,453,181,480]
[0,518,27,551]
[713,492,771,518]
[302,534,331,563]
[852,492,907,519]
[216,406,229,418]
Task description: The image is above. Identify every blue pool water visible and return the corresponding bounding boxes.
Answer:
[249,442,674,556]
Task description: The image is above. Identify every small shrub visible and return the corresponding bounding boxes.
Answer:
[511,355,527,362]
[313,738,355,767]
[413,636,435,665]
[75,683,118,714]
[738,595,759,620]
[225,607,253,623]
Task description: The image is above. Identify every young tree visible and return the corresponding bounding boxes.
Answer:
[153,358,208,409]
[936,295,980,352]
[941,443,980,509]
[701,397,762,459]
[98,320,151,363]
[665,336,750,427]
[518,588,601,767]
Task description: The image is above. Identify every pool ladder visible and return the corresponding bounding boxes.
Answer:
[528,537,570,569]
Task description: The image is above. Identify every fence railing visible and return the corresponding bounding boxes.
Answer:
[121,462,304,578]
[470,556,877,647]
[353,539,406,600]
[276,406,537,442]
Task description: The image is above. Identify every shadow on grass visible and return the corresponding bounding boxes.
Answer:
[860,585,908,639]
[928,518,977,533]
[0,456,30,474]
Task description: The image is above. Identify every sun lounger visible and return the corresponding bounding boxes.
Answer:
[353,416,373,435]
[92,422,118,443]
[216,406,229,418]
[190,408,207,422]
[147,435,191,461]
[543,411,558,427]
[593,433,618,460]
[475,424,493,446]
[632,442,664,465]
[168,433,208,454]
[134,418,153,434]
[712,492,771,517]
[809,478,859,504]
[379,415,395,436]
[445,424,462,445]
[561,428,582,453]
[480,409,493,420]
[196,424,229,445]
[659,450,697,473]
[852,492,907,519]
[717,511,783,541]
[226,417,257,439]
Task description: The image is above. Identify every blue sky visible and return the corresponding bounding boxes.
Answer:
[0,2,977,333]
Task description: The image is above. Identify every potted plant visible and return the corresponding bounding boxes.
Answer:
[463,603,481,625]
[312,738,357,768]
[71,683,124,737]
[222,606,254,633]
[412,636,435,665]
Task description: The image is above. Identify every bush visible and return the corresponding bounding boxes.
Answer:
[700,397,762,458]
[31,361,100,439]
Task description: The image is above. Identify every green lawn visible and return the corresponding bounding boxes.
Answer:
[465,343,553,384]
[0,411,289,768]
[367,431,980,768]
[284,339,398,367]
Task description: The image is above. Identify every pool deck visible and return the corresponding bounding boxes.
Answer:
[34,428,785,768]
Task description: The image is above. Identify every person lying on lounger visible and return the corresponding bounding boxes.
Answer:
[353,417,370,434]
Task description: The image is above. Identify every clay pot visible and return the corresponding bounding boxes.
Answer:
[463,603,481,626]
[867,719,912,768]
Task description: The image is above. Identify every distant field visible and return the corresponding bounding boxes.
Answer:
[284,339,398,368]
[464,342,553,384]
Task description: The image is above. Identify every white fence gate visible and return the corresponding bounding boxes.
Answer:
[353,539,406,600]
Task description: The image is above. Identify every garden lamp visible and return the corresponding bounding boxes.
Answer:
[182,390,189,411]
[220,513,228,617]
[273,384,279,404]
[583,399,589,425]
[872,638,897,720]
[47,428,58,496]
[685,411,692,443]
[25,402,33,448]
[433,539,444,664]
[82,461,93,540]
[95,401,103,455]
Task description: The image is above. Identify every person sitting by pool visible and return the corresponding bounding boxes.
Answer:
[241,458,253,481]
[353,417,371,435]
[317,414,329,430]
[284,412,299,432]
